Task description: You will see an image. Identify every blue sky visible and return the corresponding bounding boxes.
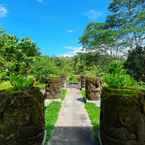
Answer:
[0,0,109,56]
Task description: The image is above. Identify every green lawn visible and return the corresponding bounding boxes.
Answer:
[85,103,100,143]
[45,101,61,144]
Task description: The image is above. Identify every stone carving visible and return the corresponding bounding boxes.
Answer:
[80,75,86,90]
[60,75,67,88]
[0,88,44,145]
[44,77,62,99]
[100,88,145,145]
[85,77,102,100]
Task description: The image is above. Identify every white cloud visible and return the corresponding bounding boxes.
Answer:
[67,29,74,33]
[36,0,44,3]
[0,5,8,18]
[60,46,85,57]
[84,9,102,20]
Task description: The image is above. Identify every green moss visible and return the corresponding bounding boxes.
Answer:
[103,87,144,98]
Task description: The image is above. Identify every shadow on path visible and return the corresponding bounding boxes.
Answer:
[48,126,96,145]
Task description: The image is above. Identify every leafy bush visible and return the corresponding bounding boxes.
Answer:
[124,46,145,82]
[84,65,105,78]
[104,60,137,88]
[10,74,34,90]
[0,81,12,91]
[69,75,79,84]
[31,56,61,83]
[60,88,67,100]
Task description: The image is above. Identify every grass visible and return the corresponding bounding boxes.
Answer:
[0,81,12,91]
[45,101,61,144]
[85,102,100,143]
[60,88,68,100]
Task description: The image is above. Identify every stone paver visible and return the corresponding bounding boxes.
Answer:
[48,86,96,145]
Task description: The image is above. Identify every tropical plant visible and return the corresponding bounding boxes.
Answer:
[9,74,34,90]
[103,60,137,88]
[124,46,145,81]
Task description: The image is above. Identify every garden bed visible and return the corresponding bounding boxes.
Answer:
[85,77,102,100]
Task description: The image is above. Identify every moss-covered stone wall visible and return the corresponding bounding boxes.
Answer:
[44,77,62,99]
[85,77,102,100]
[0,88,44,145]
[80,75,86,90]
[100,87,145,145]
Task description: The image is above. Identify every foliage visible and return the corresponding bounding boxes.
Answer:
[80,22,118,56]
[69,75,79,84]
[103,60,137,88]
[81,88,85,96]
[0,81,12,91]
[45,101,61,144]
[31,56,60,82]
[0,32,39,78]
[60,88,67,100]
[80,0,145,57]
[107,0,145,48]
[0,34,39,61]
[84,65,105,78]
[124,46,145,82]
[31,56,72,83]
[9,74,34,90]
[72,52,115,75]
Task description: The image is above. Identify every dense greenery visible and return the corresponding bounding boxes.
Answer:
[103,60,137,88]
[0,0,144,144]
[125,46,145,82]
[80,0,145,57]
[77,0,145,88]
[0,30,73,89]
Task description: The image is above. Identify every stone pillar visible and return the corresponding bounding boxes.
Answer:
[80,75,86,90]
[100,87,145,145]
[0,88,44,145]
[44,77,62,99]
[85,77,102,100]
[60,75,67,88]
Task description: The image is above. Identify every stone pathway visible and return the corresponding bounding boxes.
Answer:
[48,85,96,145]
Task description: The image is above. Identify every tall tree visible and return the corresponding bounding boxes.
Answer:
[80,22,119,56]
[107,0,145,48]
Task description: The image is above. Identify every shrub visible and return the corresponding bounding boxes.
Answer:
[103,60,137,88]
[124,46,145,82]
[69,75,79,84]
[10,74,34,90]
[84,65,105,78]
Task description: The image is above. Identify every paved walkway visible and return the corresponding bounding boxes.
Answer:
[48,86,96,145]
